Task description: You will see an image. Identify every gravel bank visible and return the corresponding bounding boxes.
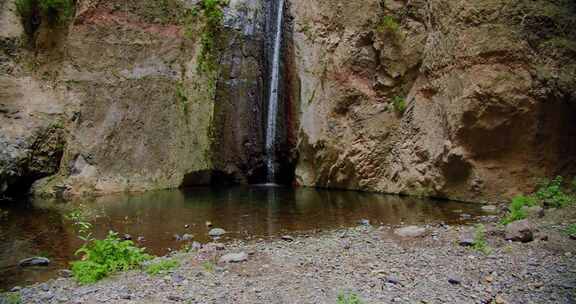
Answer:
[9,214,576,304]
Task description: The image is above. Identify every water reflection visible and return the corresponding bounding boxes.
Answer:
[0,186,485,289]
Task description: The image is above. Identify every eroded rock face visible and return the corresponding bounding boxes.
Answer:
[288,0,576,202]
[1,0,274,198]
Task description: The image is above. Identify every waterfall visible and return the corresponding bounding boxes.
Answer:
[264,0,285,183]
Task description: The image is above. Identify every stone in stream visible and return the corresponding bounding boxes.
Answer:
[181,234,194,241]
[281,235,295,242]
[219,252,248,263]
[18,257,50,267]
[209,228,227,237]
[505,219,534,242]
[394,226,427,238]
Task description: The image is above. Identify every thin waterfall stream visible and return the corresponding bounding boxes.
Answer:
[265,0,285,183]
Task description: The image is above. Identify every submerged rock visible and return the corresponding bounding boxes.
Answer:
[209,228,227,237]
[394,226,427,238]
[219,252,248,263]
[505,220,534,243]
[18,257,50,267]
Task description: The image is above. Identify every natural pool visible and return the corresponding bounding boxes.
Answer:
[0,186,487,289]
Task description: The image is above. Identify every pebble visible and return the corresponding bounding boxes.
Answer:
[209,228,227,237]
[448,276,462,285]
[281,235,295,242]
[394,226,427,238]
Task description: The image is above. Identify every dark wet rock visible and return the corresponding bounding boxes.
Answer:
[448,276,462,285]
[209,228,227,237]
[184,224,190,229]
[505,220,534,243]
[358,219,371,226]
[394,226,427,238]
[57,269,73,278]
[219,252,248,263]
[39,283,50,292]
[18,257,50,267]
[281,235,295,242]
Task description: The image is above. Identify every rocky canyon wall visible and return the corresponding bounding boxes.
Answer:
[0,0,271,198]
[1,0,575,203]
[288,0,576,202]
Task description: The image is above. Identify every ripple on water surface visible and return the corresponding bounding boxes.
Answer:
[0,186,487,289]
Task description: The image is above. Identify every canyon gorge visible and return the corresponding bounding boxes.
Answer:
[0,0,575,203]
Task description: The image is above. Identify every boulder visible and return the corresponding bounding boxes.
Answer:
[219,252,248,263]
[19,257,50,267]
[209,228,227,237]
[459,229,476,247]
[394,226,427,238]
[505,219,534,242]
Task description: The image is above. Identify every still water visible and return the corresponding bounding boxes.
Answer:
[0,186,487,289]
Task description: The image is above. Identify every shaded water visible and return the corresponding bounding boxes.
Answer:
[0,186,486,290]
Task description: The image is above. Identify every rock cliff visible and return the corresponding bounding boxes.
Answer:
[288,0,576,202]
[1,0,575,202]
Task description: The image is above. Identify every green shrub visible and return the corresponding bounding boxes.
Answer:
[565,224,576,238]
[1,292,21,304]
[376,15,400,33]
[146,259,180,275]
[534,176,575,208]
[337,292,364,304]
[16,0,74,25]
[197,0,227,75]
[392,96,407,114]
[472,224,491,255]
[501,195,537,225]
[71,231,152,284]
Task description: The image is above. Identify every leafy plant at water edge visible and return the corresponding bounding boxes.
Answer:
[66,209,94,243]
[534,176,575,208]
[71,231,152,284]
[337,292,364,304]
[564,224,576,238]
[392,96,407,114]
[472,224,491,255]
[500,195,537,225]
[146,259,180,275]
[0,292,21,304]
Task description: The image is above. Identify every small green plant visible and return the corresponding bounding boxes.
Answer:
[472,224,492,255]
[500,195,537,225]
[66,209,94,243]
[146,259,180,275]
[175,82,189,115]
[71,231,152,284]
[196,0,227,75]
[202,261,215,273]
[564,224,576,238]
[1,292,22,304]
[16,0,75,25]
[376,15,400,33]
[337,292,364,304]
[534,176,575,208]
[392,96,407,114]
